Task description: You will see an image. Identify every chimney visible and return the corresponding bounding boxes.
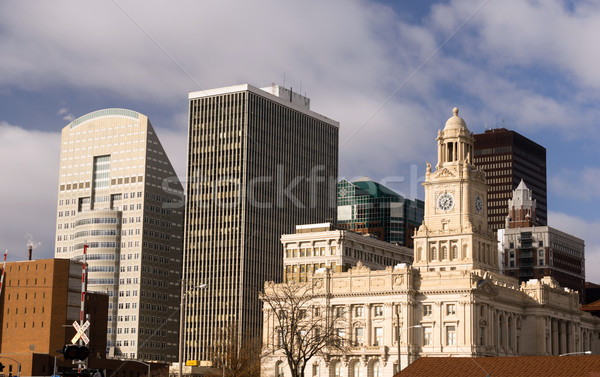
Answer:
[28,245,32,261]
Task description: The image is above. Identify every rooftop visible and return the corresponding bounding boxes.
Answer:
[396,356,600,377]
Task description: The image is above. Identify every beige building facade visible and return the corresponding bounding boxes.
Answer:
[261,108,600,377]
[55,108,184,362]
[282,223,413,283]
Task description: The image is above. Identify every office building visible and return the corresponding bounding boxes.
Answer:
[261,108,600,377]
[473,128,547,231]
[0,258,108,376]
[184,84,338,362]
[502,180,585,300]
[281,222,413,282]
[337,178,424,247]
[54,109,184,362]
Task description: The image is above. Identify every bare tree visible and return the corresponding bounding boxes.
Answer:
[209,323,262,377]
[261,280,348,377]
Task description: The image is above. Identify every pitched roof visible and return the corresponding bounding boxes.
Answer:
[581,299,600,313]
[395,356,600,377]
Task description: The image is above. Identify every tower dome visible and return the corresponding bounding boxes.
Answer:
[444,107,469,132]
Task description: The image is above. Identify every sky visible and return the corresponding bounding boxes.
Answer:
[1,0,599,281]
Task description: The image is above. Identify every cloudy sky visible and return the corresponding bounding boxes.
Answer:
[1,0,599,280]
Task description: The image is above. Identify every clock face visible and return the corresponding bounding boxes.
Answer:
[437,192,455,211]
[475,195,483,214]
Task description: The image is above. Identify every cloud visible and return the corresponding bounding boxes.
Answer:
[57,107,75,122]
[548,211,600,283]
[550,167,600,201]
[0,122,60,261]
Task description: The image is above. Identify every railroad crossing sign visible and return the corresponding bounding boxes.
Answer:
[72,320,90,345]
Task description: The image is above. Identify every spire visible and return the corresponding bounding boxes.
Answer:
[506,179,538,228]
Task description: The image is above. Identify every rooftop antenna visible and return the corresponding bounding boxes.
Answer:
[283,72,286,89]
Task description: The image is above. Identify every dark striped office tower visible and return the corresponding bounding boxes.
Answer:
[473,128,547,232]
[183,84,339,363]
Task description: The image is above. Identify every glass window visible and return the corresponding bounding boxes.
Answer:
[446,304,456,315]
[374,305,383,316]
[423,326,432,345]
[355,327,364,346]
[374,327,383,346]
[446,325,456,345]
[355,306,364,317]
[352,362,361,377]
[423,304,432,316]
[372,361,381,377]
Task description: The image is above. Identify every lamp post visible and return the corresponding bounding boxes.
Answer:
[395,307,422,374]
[179,281,207,377]
[559,350,592,356]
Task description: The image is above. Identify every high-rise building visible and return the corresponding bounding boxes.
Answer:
[502,181,585,300]
[183,84,339,362]
[54,109,184,362]
[473,128,547,231]
[336,178,424,247]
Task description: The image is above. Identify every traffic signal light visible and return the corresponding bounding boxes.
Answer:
[62,344,90,360]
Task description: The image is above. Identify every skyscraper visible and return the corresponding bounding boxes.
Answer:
[54,108,184,362]
[184,84,338,362]
[336,178,424,247]
[473,128,547,231]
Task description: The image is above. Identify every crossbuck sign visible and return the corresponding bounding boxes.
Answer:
[72,320,90,345]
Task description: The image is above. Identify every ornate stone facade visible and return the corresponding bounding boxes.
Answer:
[261,109,600,377]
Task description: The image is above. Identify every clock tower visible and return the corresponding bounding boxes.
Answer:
[413,108,498,271]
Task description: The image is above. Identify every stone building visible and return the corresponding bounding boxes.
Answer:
[281,223,413,283]
[261,108,600,377]
[502,180,586,301]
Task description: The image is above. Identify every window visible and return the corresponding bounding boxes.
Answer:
[355,327,364,346]
[374,305,383,317]
[446,304,456,315]
[480,326,485,345]
[333,362,341,377]
[372,361,381,377]
[423,304,432,316]
[336,329,345,346]
[335,306,345,318]
[374,327,383,346]
[446,325,456,345]
[423,326,432,345]
[312,363,319,377]
[354,306,364,317]
[352,361,361,377]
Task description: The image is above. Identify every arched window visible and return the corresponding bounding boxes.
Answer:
[352,361,361,377]
[332,361,341,377]
[372,361,381,377]
[442,246,448,260]
[452,245,458,259]
[431,247,437,261]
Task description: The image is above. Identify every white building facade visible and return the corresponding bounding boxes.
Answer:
[282,223,413,282]
[54,108,184,362]
[261,108,600,377]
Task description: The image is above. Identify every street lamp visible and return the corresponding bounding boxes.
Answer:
[395,309,422,374]
[559,350,592,356]
[179,281,207,377]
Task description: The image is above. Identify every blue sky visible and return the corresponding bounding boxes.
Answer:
[1,0,599,281]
